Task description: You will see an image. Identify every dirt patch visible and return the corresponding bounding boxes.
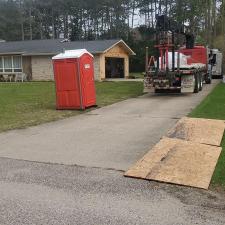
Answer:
[157,181,225,211]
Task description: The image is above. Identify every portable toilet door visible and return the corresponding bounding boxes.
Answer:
[79,52,96,108]
[52,49,96,110]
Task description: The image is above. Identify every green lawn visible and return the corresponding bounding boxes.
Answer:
[0,81,143,132]
[189,82,225,190]
[129,72,144,79]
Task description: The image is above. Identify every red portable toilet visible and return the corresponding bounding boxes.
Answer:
[52,49,96,110]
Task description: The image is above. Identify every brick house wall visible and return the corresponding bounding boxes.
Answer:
[93,54,101,80]
[31,54,101,81]
[29,43,131,81]
[31,56,54,81]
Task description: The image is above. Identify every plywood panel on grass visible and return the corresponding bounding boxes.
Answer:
[167,117,225,146]
[125,137,222,189]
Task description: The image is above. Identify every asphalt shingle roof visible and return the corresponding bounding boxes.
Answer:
[0,39,135,56]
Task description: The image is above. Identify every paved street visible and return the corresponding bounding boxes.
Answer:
[0,80,224,225]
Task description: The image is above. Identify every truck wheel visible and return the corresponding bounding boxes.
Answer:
[205,73,212,84]
[199,74,203,91]
[205,78,212,84]
[194,73,199,93]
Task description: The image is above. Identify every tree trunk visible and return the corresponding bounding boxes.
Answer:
[40,21,43,39]
[212,0,216,46]
[51,9,55,39]
[21,21,24,41]
[19,0,24,41]
[222,0,225,36]
[29,7,32,40]
[64,14,68,39]
[165,0,168,16]
[151,1,154,28]
[207,0,212,46]
[131,1,135,28]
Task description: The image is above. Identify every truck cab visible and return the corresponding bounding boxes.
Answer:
[209,49,223,78]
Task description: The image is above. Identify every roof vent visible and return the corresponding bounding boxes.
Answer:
[60,39,70,43]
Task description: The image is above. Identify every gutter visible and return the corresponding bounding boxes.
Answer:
[0,52,24,56]
[0,46,135,57]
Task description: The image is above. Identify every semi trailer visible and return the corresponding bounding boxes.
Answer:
[144,15,211,94]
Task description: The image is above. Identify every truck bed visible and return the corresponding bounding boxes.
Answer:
[179,63,206,70]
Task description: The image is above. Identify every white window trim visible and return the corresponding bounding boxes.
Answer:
[0,55,23,74]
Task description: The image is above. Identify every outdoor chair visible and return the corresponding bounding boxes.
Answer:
[15,73,27,82]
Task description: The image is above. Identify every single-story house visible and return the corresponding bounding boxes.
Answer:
[0,39,135,81]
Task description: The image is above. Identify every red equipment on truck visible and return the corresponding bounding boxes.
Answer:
[144,15,211,94]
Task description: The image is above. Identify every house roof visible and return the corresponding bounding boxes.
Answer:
[0,39,135,56]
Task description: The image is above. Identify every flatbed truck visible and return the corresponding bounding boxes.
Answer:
[144,15,211,94]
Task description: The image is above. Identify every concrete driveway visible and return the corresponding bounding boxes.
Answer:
[0,80,220,171]
[0,80,224,225]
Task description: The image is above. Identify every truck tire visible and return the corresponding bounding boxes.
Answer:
[199,74,203,91]
[205,73,212,84]
[194,73,199,93]
[205,78,212,84]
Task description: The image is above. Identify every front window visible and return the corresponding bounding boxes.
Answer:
[13,56,22,72]
[4,56,12,72]
[0,57,3,72]
[0,55,22,73]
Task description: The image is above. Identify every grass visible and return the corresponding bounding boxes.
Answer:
[189,82,225,190]
[129,72,144,79]
[0,81,143,132]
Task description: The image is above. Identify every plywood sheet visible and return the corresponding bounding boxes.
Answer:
[167,117,225,146]
[125,137,221,189]
[125,138,176,179]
